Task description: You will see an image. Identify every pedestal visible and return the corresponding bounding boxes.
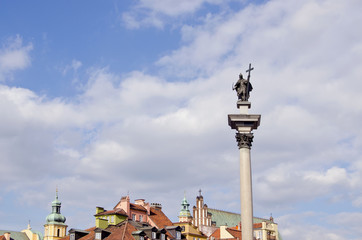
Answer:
[228,101,260,240]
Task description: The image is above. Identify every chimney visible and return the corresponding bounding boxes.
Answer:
[4,232,10,240]
[96,207,104,214]
[220,226,233,239]
[134,199,145,205]
[119,196,130,215]
[150,203,162,210]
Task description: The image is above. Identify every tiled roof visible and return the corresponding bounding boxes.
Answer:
[105,222,138,240]
[95,208,128,216]
[210,228,220,239]
[207,208,272,227]
[0,235,5,240]
[68,223,139,240]
[0,231,29,240]
[130,203,147,212]
[226,228,241,239]
[148,208,173,229]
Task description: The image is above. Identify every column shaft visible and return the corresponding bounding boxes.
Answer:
[239,146,253,240]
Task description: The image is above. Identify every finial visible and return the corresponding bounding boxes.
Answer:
[56,185,59,199]
[199,189,202,197]
[27,220,31,230]
[270,213,274,222]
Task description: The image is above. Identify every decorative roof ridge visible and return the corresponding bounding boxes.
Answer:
[208,208,240,215]
[208,208,272,222]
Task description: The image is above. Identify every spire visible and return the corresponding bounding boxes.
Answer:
[179,193,192,222]
[45,189,66,225]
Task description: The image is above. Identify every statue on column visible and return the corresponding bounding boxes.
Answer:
[233,64,254,101]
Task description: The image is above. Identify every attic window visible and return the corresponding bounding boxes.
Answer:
[95,232,101,240]
[152,232,156,239]
[70,233,75,240]
[176,231,181,240]
[161,233,165,240]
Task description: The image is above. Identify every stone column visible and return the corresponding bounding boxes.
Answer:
[228,102,260,240]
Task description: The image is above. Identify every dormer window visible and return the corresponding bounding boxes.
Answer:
[95,232,101,240]
[140,237,144,240]
[70,233,75,240]
[161,234,165,240]
[152,232,156,239]
[176,231,181,240]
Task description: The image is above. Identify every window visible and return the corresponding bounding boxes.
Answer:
[140,236,144,240]
[70,233,75,240]
[176,231,181,240]
[139,215,143,222]
[95,232,101,240]
[132,214,136,221]
[111,215,114,223]
[161,234,165,240]
[57,229,60,237]
[152,232,156,239]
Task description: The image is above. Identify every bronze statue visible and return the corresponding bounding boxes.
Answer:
[233,64,254,101]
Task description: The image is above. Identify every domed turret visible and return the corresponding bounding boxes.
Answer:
[44,190,67,240]
[45,191,66,224]
[178,194,192,223]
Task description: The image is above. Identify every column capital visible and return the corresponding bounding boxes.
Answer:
[235,132,254,149]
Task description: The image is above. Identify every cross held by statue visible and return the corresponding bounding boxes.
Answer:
[246,63,254,79]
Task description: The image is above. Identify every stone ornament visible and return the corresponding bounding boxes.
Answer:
[235,132,254,149]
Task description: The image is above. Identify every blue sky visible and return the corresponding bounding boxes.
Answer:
[1,0,362,239]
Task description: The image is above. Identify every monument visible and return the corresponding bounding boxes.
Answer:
[228,64,261,240]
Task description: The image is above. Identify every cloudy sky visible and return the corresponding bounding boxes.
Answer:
[1,0,362,239]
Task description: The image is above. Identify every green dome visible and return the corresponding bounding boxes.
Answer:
[179,196,191,217]
[46,213,66,224]
[45,191,66,225]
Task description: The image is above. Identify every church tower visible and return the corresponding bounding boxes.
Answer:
[178,195,192,223]
[192,190,212,228]
[44,190,67,240]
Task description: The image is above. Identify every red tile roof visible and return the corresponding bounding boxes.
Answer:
[59,227,96,240]
[105,222,138,240]
[226,228,241,239]
[95,208,128,216]
[130,203,147,212]
[148,207,173,229]
[210,228,220,239]
[70,223,139,240]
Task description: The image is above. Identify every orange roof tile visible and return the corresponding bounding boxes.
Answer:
[76,227,96,240]
[130,203,147,212]
[95,208,128,216]
[74,223,139,240]
[226,228,241,239]
[210,228,220,239]
[148,207,173,229]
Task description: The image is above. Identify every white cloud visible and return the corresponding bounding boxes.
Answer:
[121,0,229,29]
[0,35,33,81]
